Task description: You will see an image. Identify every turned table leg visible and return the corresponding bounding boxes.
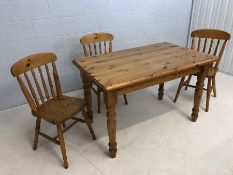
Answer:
[158,83,164,100]
[104,91,117,158]
[81,72,93,123]
[191,65,209,122]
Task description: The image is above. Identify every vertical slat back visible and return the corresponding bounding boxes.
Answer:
[99,42,102,54]
[197,38,201,51]
[213,39,220,56]
[109,40,112,52]
[203,38,207,52]
[38,66,50,100]
[24,72,40,107]
[104,41,107,54]
[215,40,227,68]
[190,29,231,69]
[45,64,56,98]
[88,44,92,56]
[208,39,214,54]
[191,37,195,50]
[83,45,88,57]
[80,33,114,58]
[11,53,61,112]
[52,62,62,98]
[94,42,97,55]
[31,69,45,104]
[17,76,37,112]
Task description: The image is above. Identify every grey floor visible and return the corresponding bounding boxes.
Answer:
[1,72,233,175]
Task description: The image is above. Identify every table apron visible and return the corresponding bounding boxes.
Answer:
[115,67,203,96]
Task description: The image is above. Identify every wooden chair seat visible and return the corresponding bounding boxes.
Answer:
[35,96,85,123]
[192,67,216,77]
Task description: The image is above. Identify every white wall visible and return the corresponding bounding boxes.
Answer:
[0,0,192,110]
[189,0,233,75]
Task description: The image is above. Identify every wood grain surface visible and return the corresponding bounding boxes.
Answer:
[73,42,217,91]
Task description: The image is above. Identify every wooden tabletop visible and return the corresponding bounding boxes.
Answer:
[73,42,217,91]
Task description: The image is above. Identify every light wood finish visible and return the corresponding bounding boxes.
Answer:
[104,91,117,158]
[74,42,216,91]
[191,65,209,122]
[73,42,217,158]
[174,29,231,112]
[80,33,128,113]
[57,124,68,168]
[80,33,113,56]
[11,53,96,169]
[81,72,94,123]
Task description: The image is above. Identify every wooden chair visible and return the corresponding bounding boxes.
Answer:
[80,33,128,113]
[174,29,231,112]
[11,53,96,169]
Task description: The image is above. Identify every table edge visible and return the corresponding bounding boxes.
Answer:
[73,58,217,92]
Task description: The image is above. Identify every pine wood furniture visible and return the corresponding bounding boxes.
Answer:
[11,53,96,169]
[174,29,231,112]
[73,42,218,158]
[80,33,128,113]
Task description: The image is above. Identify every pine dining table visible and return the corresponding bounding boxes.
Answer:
[73,42,217,158]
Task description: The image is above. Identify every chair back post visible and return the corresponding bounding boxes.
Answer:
[17,76,37,112]
[80,33,114,57]
[11,53,63,113]
[215,40,228,69]
[190,29,231,70]
[52,62,62,98]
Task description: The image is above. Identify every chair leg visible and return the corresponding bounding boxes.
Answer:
[123,94,128,105]
[62,122,66,128]
[206,78,212,112]
[81,108,96,140]
[97,88,101,113]
[185,75,192,90]
[33,118,41,150]
[212,76,217,97]
[174,77,185,103]
[57,124,68,169]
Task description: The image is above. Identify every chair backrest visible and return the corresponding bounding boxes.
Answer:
[190,29,231,69]
[11,53,62,113]
[80,33,114,57]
